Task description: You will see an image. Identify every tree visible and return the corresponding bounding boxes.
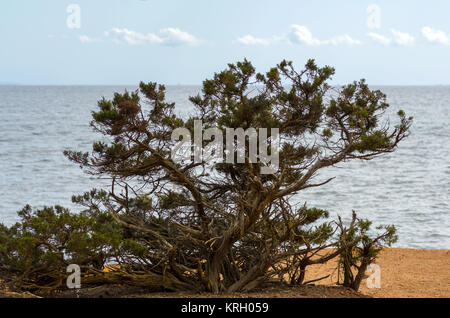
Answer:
[19,58,409,294]
[336,212,397,291]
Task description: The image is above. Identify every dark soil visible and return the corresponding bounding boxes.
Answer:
[1,281,368,298]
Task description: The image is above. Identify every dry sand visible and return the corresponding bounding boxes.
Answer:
[304,248,450,298]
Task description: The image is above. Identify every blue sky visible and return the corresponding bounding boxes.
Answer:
[1,0,450,85]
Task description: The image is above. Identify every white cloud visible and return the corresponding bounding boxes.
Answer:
[159,28,200,46]
[78,35,97,43]
[327,34,362,46]
[367,30,414,46]
[391,29,414,46]
[106,27,199,46]
[367,32,391,45]
[238,25,360,47]
[289,25,361,46]
[236,35,283,46]
[421,26,449,45]
[289,25,323,46]
[106,28,163,45]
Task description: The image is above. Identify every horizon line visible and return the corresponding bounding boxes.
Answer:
[2,83,450,87]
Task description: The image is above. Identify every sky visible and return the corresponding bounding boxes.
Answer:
[1,0,450,85]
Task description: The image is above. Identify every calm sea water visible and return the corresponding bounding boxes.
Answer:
[0,86,449,249]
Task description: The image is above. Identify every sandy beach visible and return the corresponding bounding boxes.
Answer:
[303,248,450,298]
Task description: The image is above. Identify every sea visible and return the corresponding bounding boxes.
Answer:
[0,85,449,249]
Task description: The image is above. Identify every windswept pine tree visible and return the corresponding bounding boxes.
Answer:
[1,59,411,294]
